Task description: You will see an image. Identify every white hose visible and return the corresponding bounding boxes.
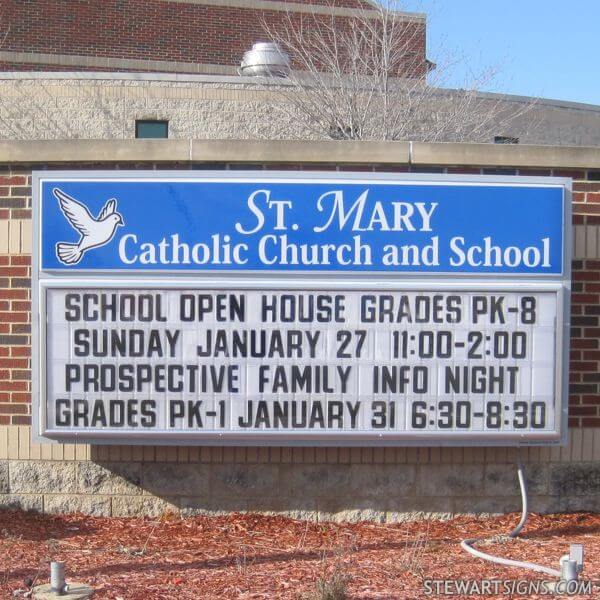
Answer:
[461,452,562,578]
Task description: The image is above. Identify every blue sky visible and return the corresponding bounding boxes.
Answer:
[399,1,599,105]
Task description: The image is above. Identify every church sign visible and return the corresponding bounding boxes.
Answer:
[32,171,570,445]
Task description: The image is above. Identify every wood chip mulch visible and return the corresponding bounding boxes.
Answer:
[1,510,599,599]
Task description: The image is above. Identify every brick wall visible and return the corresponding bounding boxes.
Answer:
[570,174,600,427]
[0,152,599,519]
[0,161,598,428]
[0,0,426,76]
[0,171,32,427]
[0,63,182,74]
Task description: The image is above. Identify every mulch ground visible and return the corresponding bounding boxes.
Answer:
[1,510,599,599]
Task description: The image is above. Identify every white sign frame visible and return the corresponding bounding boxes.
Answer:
[32,171,572,446]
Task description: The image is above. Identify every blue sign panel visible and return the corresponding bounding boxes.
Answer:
[38,174,565,274]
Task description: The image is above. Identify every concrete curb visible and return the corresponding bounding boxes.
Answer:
[0,139,599,168]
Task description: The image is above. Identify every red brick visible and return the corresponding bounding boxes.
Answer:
[0,266,29,277]
[0,402,28,414]
[11,209,31,219]
[11,415,31,425]
[0,290,28,299]
[517,168,552,176]
[10,256,31,266]
[572,293,599,304]
[0,358,28,368]
[573,204,600,215]
[338,165,375,172]
[264,164,302,171]
[372,166,411,173]
[571,338,599,349]
[0,381,28,391]
[11,347,31,357]
[300,164,338,171]
[569,406,598,416]
[12,370,30,381]
[0,312,29,323]
[573,271,600,281]
[11,392,31,403]
[555,170,586,179]
[10,278,31,289]
[574,182,600,192]
[584,327,600,338]
[11,301,31,311]
[0,176,26,185]
[444,167,480,174]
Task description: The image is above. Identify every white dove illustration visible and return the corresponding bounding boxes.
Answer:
[54,188,124,265]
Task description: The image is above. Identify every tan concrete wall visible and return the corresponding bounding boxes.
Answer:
[0,78,307,141]
[0,75,599,146]
[1,425,599,520]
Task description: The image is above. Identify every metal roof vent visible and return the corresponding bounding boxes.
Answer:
[239,42,290,78]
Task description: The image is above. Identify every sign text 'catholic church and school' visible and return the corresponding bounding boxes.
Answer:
[41,176,563,272]
[34,172,570,446]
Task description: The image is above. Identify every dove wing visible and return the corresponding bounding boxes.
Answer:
[53,188,95,236]
[98,199,117,221]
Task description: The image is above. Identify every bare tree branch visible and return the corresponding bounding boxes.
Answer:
[253,0,536,142]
